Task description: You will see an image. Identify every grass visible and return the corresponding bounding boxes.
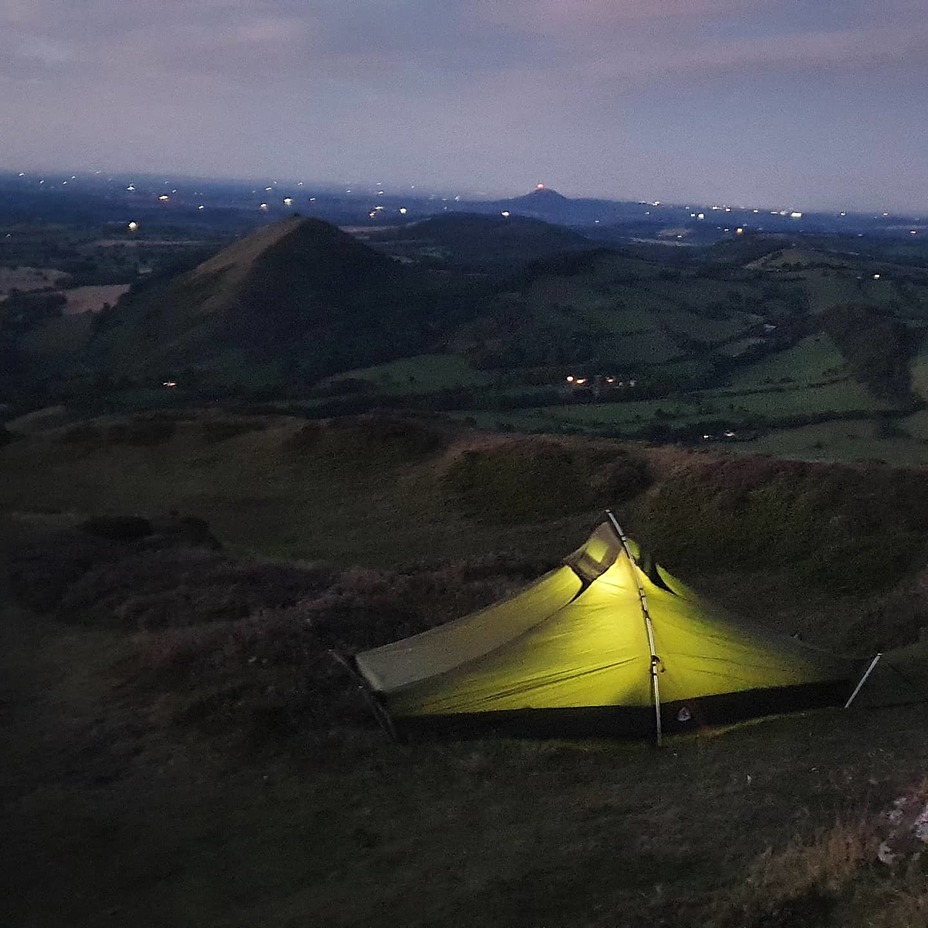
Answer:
[722,419,928,467]
[63,283,131,315]
[908,342,928,403]
[659,308,756,345]
[4,585,928,927]
[18,311,94,358]
[727,334,846,390]
[454,379,892,440]
[5,413,928,925]
[0,414,599,566]
[326,353,491,394]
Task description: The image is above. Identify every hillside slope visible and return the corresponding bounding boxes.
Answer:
[92,217,474,386]
[368,213,598,270]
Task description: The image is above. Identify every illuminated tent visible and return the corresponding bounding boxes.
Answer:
[354,517,857,741]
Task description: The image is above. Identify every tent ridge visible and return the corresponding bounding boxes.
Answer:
[354,520,859,737]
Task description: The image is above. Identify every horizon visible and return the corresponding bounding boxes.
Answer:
[3,168,925,220]
[3,3,928,215]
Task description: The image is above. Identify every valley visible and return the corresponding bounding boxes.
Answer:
[4,186,928,927]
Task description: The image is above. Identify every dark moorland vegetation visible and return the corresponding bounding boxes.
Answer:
[6,201,928,925]
[3,411,928,926]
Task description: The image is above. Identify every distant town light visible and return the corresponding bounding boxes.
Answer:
[566,375,574,382]
[537,183,545,190]
[163,381,177,388]
[158,194,169,202]
[259,203,269,211]
[128,221,139,232]
[399,207,407,215]
[501,210,510,217]
[736,227,744,235]
[127,184,135,191]
[873,273,881,279]
[198,205,205,210]
[790,211,803,219]
[283,197,293,206]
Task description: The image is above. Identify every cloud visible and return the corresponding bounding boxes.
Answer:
[1,0,927,209]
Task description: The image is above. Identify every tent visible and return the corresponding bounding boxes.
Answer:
[844,642,928,710]
[354,515,858,741]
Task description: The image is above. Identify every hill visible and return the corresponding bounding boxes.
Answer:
[4,411,928,925]
[367,213,598,270]
[91,217,478,388]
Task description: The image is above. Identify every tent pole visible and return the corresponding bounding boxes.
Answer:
[844,653,882,709]
[328,649,401,741]
[606,511,663,747]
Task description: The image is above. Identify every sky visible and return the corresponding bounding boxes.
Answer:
[3,0,928,212]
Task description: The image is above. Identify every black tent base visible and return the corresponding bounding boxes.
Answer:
[389,679,854,742]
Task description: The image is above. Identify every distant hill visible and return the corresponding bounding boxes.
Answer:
[368,213,599,270]
[92,217,479,388]
[508,186,570,209]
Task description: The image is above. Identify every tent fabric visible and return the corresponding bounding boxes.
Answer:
[354,522,857,733]
[848,643,928,708]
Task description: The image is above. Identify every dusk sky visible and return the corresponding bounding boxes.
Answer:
[3,1,928,212]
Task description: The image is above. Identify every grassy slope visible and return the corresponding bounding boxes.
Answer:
[0,416,594,565]
[326,353,492,395]
[4,414,928,926]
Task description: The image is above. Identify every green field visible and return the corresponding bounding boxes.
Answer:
[721,419,928,466]
[727,334,847,389]
[327,353,491,395]
[455,378,891,442]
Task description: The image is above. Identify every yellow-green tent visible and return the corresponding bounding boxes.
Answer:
[354,519,857,739]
